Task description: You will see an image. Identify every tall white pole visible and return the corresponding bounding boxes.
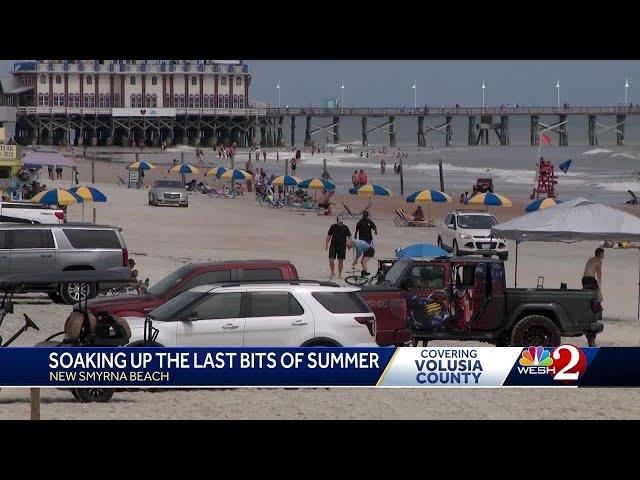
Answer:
[556,80,560,108]
[276,81,280,108]
[412,81,417,109]
[340,80,344,109]
[625,79,630,106]
[482,80,486,109]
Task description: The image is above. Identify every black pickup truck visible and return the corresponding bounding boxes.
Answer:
[357,257,603,347]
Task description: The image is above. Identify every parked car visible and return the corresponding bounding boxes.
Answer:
[125,282,377,347]
[358,256,603,347]
[148,180,188,207]
[0,223,130,304]
[438,210,509,260]
[87,260,300,317]
[0,200,64,224]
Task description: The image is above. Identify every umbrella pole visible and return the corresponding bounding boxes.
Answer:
[428,202,432,226]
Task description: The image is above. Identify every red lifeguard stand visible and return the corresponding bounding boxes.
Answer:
[530,157,558,199]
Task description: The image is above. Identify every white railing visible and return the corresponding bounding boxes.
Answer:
[18,106,265,116]
[35,63,250,75]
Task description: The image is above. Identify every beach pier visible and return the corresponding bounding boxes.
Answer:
[417,116,425,146]
[588,115,598,146]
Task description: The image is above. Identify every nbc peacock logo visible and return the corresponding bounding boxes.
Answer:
[517,346,556,375]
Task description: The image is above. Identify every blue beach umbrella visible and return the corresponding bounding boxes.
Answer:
[559,159,572,174]
[525,197,563,212]
[31,188,84,206]
[348,184,392,197]
[272,175,301,187]
[69,186,108,222]
[395,243,450,259]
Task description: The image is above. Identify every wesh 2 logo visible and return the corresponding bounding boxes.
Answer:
[517,345,587,381]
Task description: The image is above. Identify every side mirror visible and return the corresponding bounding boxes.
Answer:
[183,312,198,322]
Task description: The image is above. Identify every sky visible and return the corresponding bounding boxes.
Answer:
[3,60,639,107]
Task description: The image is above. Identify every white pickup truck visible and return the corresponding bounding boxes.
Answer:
[0,201,64,224]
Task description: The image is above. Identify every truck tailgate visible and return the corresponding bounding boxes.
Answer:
[358,286,411,346]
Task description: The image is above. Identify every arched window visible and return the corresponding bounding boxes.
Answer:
[86,75,93,85]
[39,75,46,84]
[54,93,65,106]
[130,76,136,85]
[151,76,158,86]
[191,76,197,86]
[55,74,62,84]
[221,76,227,86]
[236,76,241,86]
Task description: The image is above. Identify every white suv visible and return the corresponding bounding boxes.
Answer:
[437,210,508,260]
[125,282,377,347]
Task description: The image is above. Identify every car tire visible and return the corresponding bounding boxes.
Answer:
[510,315,561,347]
[148,196,153,206]
[452,240,460,257]
[73,388,114,403]
[499,253,509,261]
[59,282,97,305]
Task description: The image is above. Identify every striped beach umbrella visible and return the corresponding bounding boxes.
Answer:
[205,166,228,178]
[31,188,84,206]
[406,189,452,203]
[69,186,107,222]
[525,197,563,212]
[221,169,252,181]
[169,164,200,175]
[127,161,155,171]
[406,189,452,225]
[272,175,301,186]
[468,192,512,207]
[348,184,392,197]
[298,177,335,190]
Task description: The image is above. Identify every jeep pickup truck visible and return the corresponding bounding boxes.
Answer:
[357,257,603,347]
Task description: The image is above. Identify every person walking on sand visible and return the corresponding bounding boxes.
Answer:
[352,170,359,187]
[263,150,267,162]
[582,247,604,346]
[326,217,352,279]
[355,210,377,246]
[380,158,386,175]
[291,157,297,175]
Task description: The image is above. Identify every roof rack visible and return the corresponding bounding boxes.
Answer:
[215,280,340,288]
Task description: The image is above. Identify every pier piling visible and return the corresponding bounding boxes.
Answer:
[530,115,539,146]
[304,116,312,146]
[333,116,340,144]
[558,114,568,146]
[468,116,476,145]
[617,114,626,146]
[362,117,368,147]
[389,116,396,147]
[588,115,597,146]
[290,116,295,147]
[445,116,452,147]
[417,116,425,146]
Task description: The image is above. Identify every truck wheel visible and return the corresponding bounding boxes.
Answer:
[47,291,64,304]
[73,388,114,403]
[59,282,97,305]
[148,196,153,205]
[510,315,561,347]
[452,241,460,256]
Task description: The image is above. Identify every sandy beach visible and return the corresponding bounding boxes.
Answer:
[2,152,640,419]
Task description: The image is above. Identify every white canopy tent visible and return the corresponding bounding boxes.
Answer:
[491,197,640,317]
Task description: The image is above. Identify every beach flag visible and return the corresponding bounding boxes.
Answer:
[540,133,552,146]
[559,159,572,174]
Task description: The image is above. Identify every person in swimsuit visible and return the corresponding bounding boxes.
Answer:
[582,247,604,346]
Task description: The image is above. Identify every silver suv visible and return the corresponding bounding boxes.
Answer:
[149,180,188,207]
[0,223,131,304]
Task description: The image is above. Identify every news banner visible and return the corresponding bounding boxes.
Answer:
[2,345,640,387]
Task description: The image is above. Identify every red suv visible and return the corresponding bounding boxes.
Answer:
[87,260,299,317]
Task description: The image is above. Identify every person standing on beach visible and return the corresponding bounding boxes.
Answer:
[276,150,279,162]
[263,150,267,162]
[358,169,368,186]
[380,158,386,175]
[582,247,604,346]
[55,165,63,180]
[355,210,377,246]
[291,157,297,175]
[326,217,352,279]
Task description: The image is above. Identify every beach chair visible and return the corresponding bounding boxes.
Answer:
[394,209,409,226]
[627,190,639,205]
[399,209,432,227]
[339,201,372,220]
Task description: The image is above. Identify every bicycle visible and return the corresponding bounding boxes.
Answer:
[344,266,382,286]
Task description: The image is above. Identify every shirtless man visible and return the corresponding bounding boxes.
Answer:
[582,247,604,346]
